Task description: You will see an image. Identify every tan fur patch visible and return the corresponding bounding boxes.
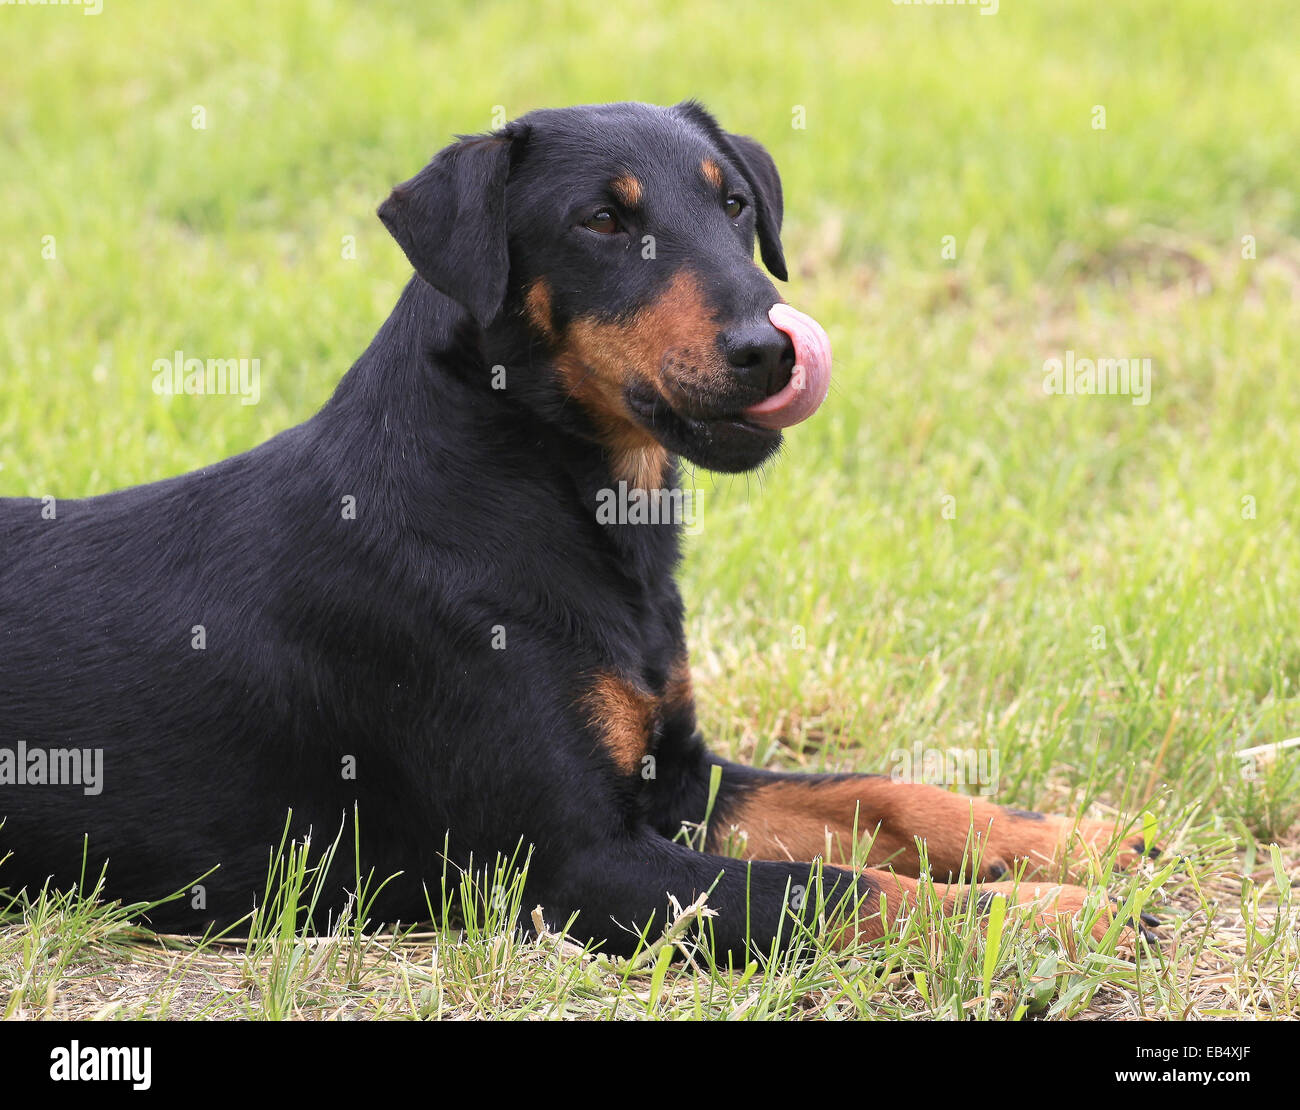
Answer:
[617,445,670,489]
[716,779,1008,871]
[823,868,1115,948]
[700,158,723,189]
[525,278,555,340]
[611,174,643,206]
[581,673,656,775]
[553,270,722,488]
[715,780,860,863]
[713,778,1148,881]
[663,649,694,717]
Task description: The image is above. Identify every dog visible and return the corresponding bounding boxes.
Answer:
[0,101,1158,957]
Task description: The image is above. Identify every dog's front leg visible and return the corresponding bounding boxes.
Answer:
[531,834,869,959]
[674,759,1158,884]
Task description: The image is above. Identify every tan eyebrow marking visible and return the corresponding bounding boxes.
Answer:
[610,174,643,206]
[700,158,723,189]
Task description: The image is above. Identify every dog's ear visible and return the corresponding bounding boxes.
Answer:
[675,101,787,281]
[715,132,786,281]
[378,128,524,327]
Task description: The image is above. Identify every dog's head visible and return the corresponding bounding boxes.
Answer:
[379,101,830,485]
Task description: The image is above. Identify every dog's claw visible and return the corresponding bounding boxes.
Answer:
[1108,897,1162,943]
[1129,840,1161,860]
[1135,912,1162,943]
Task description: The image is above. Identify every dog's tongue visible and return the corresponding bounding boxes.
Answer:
[743,303,832,430]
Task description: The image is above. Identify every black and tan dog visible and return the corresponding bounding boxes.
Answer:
[0,102,1157,956]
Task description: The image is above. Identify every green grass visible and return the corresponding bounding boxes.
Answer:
[2,0,1298,1019]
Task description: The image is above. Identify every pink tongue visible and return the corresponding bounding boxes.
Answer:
[743,302,832,430]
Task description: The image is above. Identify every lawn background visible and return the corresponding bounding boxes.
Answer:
[1,0,1298,1019]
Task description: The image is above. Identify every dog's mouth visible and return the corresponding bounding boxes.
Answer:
[624,378,787,476]
[622,302,832,472]
[625,382,781,455]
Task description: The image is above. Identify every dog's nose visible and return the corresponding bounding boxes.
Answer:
[723,319,795,399]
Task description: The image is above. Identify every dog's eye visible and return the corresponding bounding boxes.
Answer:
[724,195,745,219]
[583,209,620,234]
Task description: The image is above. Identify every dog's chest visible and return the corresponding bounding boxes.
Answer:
[568,565,693,778]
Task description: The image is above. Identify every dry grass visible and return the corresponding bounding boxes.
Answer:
[4,822,1294,1021]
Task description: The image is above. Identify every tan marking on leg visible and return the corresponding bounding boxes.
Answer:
[827,867,1118,946]
[580,673,656,775]
[716,778,1155,881]
[714,780,865,863]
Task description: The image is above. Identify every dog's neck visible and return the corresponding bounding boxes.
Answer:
[318,278,685,581]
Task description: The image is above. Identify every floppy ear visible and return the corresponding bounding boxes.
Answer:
[715,131,787,281]
[377,131,521,326]
[674,101,787,281]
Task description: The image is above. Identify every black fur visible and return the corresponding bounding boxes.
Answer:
[0,101,865,959]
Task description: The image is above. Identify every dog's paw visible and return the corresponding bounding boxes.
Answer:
[982,809,1160,881]
[979,881,1157,943]
[1070,816,1161,870]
